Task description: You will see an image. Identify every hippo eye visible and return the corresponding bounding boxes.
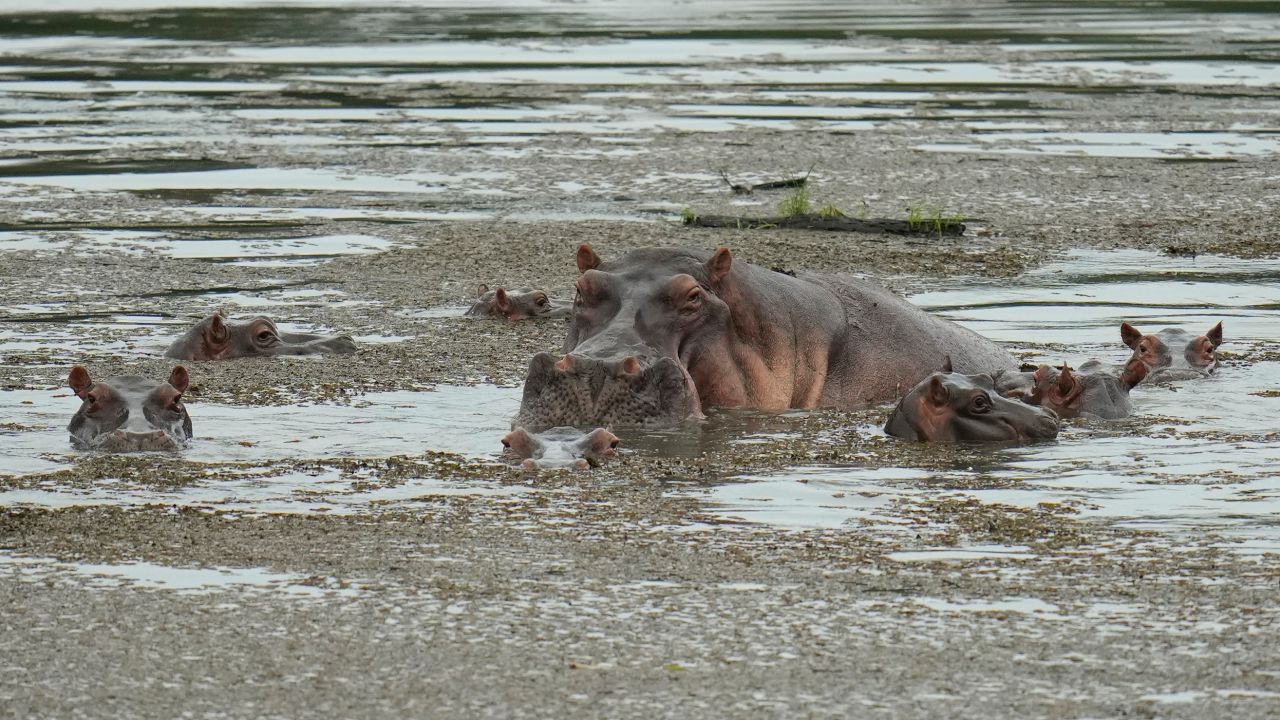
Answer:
[681,290,703,314]
[970,394,992,413]
[609,440,619,449]
[536,296,549,307]
[257,330,273,342]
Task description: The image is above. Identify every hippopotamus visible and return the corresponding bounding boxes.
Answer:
[514,245,1015,430]
[501,426,620,471]
[1120,321,1223,380]
[66,365,193,452]
[1025,357,1148,420]
[884,369,1059,443]
[465,284,571,321]
[165,311,357,360]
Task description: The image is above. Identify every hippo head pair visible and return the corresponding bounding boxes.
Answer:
[67,366,193,452]
[466,285,571,321]
[1025,358,1147,420]
[514,245,713,430]
[165,311,357,361]
[501,426,620,471]
[1121,321,1222,379]
[885,361,1060,443]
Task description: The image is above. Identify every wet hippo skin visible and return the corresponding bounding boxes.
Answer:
[165,310,357,360]
[1026,357,1148,420]
[1121,320,1223,381]
[66,365,193,452]
[885,370,1060,443]
[501,426,620,471]
[466,284,571,321]
[516,245,1016,430]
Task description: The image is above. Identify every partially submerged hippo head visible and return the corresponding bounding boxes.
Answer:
[885,370,1059,443]
[1121,321,1223,378]
[165,311,357,361]
[501,426,620,471]
[67,365,193,452]
[1026,358,1147,420]
[465,284,571,321]
[514,245,716,430]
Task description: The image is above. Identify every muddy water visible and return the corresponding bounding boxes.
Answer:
[2,4,1279,554]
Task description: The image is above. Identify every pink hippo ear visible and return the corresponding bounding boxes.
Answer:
[576,244,602,273]
[167,365,190,394]
[1056,365,1076,395]
[706,247,733,285]
[1205,321,1224,349]
[1032,364,1053,384]
[501,428,536,459]
[586,428,620,458]
[476,283,489,297]
[926,375,949,406]
[939,355,953,373]
[1120,357,1148,390]
[208,312,229,344]
[68,366,93,399]
[494,287,512,315]
[1120,322,1144,350]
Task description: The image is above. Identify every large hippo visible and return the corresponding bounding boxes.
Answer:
[1025,358,1147,420]
[501,426,620,471]
[67,365,193,451]
[1121,320,1223,380]
[515,245,1015,430]
[884,370,1059,443]
[165,311,357,360]
[466,285,571,321]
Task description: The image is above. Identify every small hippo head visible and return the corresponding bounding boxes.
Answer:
[67,365,193,452]
[1121,321,1223,377]
[885,370,1059,443]
[165,310,357,361]
[466,284,571,321]
[501,426,620,471]
[1026,359,1147,419]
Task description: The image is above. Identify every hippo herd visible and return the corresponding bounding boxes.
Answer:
[63,244,1224,467]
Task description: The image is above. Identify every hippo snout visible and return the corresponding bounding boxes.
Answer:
[95,429,180,452]
[516,351,700,430]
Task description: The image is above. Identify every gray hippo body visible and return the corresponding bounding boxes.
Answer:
[501,426,620,471]
[67,366,193,452]
[165,311,356,360]
[884,370,1059,443]
[515,245,1014,430]
[466,285,571,321]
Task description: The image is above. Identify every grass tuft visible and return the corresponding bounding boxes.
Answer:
[777,186,812,218]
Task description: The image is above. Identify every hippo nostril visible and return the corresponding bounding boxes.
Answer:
[620,357,642,376]
[555,355,573,372]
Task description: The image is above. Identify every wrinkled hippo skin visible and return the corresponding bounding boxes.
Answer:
[515,245,1015,430]
[501,426,620,471]
[1121,320,1223,380]
[165,310,357,360]
[1026,357,1147,420]
[67,365,193,452]
[466,284,571,321]
[885,370,1059,443]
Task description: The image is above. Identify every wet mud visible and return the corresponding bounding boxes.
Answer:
[2,1,1280,718]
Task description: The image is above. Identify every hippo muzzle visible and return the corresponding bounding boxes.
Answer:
[514,352,700,431]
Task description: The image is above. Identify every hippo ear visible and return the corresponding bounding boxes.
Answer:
[940,355,953,373]
[706,247,733,285]
[476,283,489,297]
[68,366,93,399]
[208,312,229,343]
[1057,365,1076,395]
[1120,357,1148,390]
[1205,321,1223,349]
[167,365,190,394]
[494,287,512,314]
[1032,364,1052,383]
[576,244,601,273]
[926,375,948,406]
[501,428,536,459]
[1120,322,1143,350]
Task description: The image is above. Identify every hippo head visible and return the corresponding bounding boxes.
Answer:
[1027,359,1147,419]
[1121,321,1222,376]
[501,426,620,471]
[164,310,357,361]
[466,284,571,321]
[514,245,721,430]
[884,370,1059,443]
[67,365,193,452]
